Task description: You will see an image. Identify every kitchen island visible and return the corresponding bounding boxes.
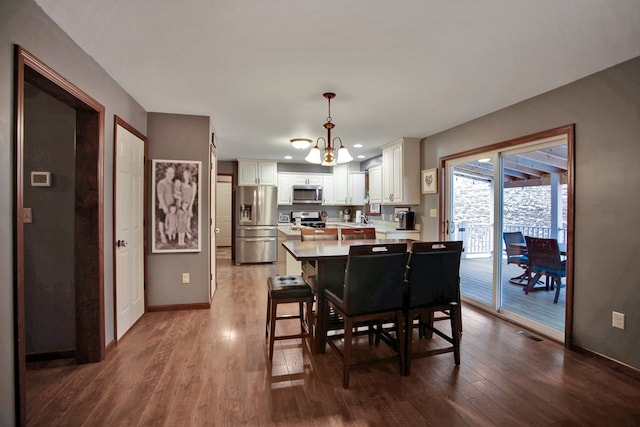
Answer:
[277,221,419,275]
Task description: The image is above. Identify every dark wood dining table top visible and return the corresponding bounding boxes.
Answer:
[282,238,415,261]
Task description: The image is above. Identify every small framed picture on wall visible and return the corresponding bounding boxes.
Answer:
[421,168,438,194]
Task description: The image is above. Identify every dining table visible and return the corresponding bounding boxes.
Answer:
[282,238,415,353]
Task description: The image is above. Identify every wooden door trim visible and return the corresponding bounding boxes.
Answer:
[14,46,105,425]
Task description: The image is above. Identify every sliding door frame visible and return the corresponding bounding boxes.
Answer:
[439,124,575,347]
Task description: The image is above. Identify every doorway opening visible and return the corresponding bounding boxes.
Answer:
[14,46,105,423]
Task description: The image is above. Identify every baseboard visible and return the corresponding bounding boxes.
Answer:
[146,302,210,312]
[572,345,640,381]
[26,350,75,362]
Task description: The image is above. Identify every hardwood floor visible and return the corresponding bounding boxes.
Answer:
[26,255,640,426]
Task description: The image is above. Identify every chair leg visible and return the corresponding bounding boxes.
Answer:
[269,301,278,360]
[553,277,561,304]
[405,311,414,376]
[451,303,462,366]
[305,299,314,354]
[342,317,353,389]
[397,312,406,376]
[265,294,271,337]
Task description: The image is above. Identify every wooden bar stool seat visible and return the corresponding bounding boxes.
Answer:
[266,275,314,360]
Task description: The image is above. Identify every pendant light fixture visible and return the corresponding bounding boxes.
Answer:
[305,92,353,166]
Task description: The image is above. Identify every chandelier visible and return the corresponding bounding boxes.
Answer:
[304,92,353,166]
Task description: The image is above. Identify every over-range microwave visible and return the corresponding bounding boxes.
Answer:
[292,185,323,204]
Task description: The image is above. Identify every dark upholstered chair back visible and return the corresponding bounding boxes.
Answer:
[341,243,408,316]
[406,241,463,308]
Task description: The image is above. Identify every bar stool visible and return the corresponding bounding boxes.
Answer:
[266,275,314,360]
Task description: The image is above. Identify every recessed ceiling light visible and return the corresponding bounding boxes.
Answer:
[357,155,365,159]
[284,155,293,160]
[353,144,363,148]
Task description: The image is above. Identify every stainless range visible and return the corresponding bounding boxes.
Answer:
[290,211,326,228]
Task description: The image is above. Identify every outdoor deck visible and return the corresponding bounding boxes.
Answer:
[459,257,565,331]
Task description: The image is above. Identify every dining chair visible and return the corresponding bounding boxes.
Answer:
[503,231,530,285]
[404,240,463,375]
[340,227,377,240]
[324,243,408,388]
[300,227,339,241]
[524,236,566,303]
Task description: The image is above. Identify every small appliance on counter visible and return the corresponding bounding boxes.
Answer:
[397,210,416,230]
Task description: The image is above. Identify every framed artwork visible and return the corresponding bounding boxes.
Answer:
[366,203,381,216]
[421,168,438,194]
[152,159,202,253]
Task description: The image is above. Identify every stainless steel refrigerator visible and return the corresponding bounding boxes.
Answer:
[235,185,278,264]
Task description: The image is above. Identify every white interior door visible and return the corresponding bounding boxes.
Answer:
[115,122,145,340]
[216,176,232,246]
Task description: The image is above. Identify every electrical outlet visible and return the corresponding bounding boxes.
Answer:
[182,273,190,284]
[612,311,625,330]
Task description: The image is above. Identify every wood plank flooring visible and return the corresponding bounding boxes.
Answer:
[26,254,640,426]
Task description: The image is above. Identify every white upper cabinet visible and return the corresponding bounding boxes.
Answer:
[368,164,383,204]
[277,174,293,205]
[293,175,324,186]
[238,159,278,186]
[322,175,335,205]
[332,164,349,205]
[381,138,420,205]
[347,172,366,205]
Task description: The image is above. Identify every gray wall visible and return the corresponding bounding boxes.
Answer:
[1,1,147,423]
[24,83,76,354]
[147,113,211,306]
[419,56,640,370]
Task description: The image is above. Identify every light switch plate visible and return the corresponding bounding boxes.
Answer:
[429,209,437,218]
[182,273,190,284]
[23,208,32,224]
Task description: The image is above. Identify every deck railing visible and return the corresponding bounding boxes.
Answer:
[452,221,567,256]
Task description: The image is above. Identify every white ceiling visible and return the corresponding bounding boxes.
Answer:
[34,0,640,163]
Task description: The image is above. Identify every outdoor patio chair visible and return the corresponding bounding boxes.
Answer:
[524,236,566,304]
[503,231,530,285]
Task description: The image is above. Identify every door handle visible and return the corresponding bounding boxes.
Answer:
[445,220,449,236]
[214,227,220,233]
[116,239,128,248]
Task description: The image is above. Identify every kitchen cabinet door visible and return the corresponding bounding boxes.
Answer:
[277,174,293,205]
[322,175,335,205]
[348,172,365,205]
[368,164,382,204]
[238,160,277,185]
[333,164,348,204]
[381,138,420,205]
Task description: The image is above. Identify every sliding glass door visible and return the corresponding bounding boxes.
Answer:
[443,129,571,342]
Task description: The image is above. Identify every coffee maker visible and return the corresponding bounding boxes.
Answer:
[397,211,415,230]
